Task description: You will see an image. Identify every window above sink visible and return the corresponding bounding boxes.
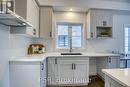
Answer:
[56,23,83,49]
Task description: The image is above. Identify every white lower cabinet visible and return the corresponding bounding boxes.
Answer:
[96,57,120,79]
[47,57,89,86]
[9,60,46,87]
[73,61,89,85]
[105,75,124,87]
[57,59,74,85]
[47,58,58,85]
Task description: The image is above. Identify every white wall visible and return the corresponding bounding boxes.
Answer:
[0,24,33,87]
[9,34,33,58]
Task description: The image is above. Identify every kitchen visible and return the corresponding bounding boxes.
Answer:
[0,0,130,87]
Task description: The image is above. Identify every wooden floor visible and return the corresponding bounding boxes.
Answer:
[48,76,104,87]
[86,77,104,87]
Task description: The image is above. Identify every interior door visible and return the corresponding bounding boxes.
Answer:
[73,60,89,85]
[57,59,74,85]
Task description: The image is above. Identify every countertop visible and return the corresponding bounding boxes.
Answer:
[102,68,130,87]
[9,52,120,63]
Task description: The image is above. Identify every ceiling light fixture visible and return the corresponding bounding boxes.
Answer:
[70,8,73,11]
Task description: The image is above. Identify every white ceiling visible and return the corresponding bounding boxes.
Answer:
[37,0,130,12]
[53,6,88,12]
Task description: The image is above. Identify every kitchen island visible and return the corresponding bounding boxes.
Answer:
[102,69,130,87]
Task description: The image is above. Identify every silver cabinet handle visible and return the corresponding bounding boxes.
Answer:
[108,57,111,63]
[41,63,44,70]
[74,64,76,70]
[72,64,76,70]
[55,58,57,64]
[50,32,52,37]
[72,63,74,70]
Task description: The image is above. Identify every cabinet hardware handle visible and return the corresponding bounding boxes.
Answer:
[33,28,36,35]
[41,68,44,70]
[108,57,111,63]
[74,64,76,70]
[41,62,44,70]
[50,32,52,37]
[72,63,73,70]
[91,32,93,38]
[55,58,57,64]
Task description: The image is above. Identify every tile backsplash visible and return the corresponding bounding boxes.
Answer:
[9,34,33,58]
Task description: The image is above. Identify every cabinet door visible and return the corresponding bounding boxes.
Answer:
[96,57,120,79]
[73,60,89,85]
[27,0,39,37]
[57,59,74,85]
[10,62,41,87]
[105,76,124,87]
[107,57,120,69]
[86,10,96,38]
[95,10,112,27]
[110,79,124,87]
[40,7,53,39]
[47,58,58,85]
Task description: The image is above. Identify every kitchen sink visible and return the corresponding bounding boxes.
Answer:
[61,53,82,55]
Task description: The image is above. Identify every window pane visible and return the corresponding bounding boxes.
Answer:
[125,26,130,53]
[72,25,82,36]
[58,35,68,48]
[72,25,82,48]
[57,25,69,48]
[58,25,68,35]
[72,37,82,48]
[57,24,82,48]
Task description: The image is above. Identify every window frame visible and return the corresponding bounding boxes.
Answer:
[55,23,84,49]
[124,24,130,54]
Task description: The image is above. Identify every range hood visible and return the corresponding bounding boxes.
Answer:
[0,10,32,27]
[0,1,32,27]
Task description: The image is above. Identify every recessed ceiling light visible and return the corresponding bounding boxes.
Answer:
[70,8,73,11]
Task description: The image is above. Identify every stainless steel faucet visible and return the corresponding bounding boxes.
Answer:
[69,26,72,53]
[69,38,72,53]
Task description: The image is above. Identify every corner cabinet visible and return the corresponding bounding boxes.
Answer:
[11,0,39,37]
[39,7,54,39]
[86,9,113,39]
[96,56,120,79]
[47,57,89,86]
[9,60,47,87]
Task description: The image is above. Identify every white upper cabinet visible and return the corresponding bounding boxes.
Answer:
[26,0,39,37]
[12,0,39,37]
[86,9,113,39]
[39,6,54,39]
